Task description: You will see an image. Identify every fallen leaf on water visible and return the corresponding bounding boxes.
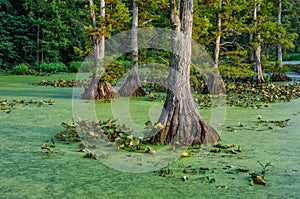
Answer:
[181,152,191,157]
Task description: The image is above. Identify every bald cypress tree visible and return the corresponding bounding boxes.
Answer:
[152,0,220,146]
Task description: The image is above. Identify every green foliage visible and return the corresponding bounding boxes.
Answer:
[12,64,29,75]
[33,62,67,73]
[249,161,273,186]
[68,61,82,73]
[257,161,273,176]
[288,64,300,73]
[102,60,130,84]
[80,61,94,72]
[283,53,300,61]
[265,65,290,74]
[190,64,207,92]
[219,64,257,81]
[0,0,86,69]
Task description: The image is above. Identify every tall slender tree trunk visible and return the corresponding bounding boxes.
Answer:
[118,0,146,97]
[152,0,220,146]
[82,0,119,100]
[36,24,40,63]
[271,0,291,81]
[277,0,283,68]
[99,0,105,64]
[213,1,221,70]
[251,1,265,84]
[208,0,225,94]
[248,33,254,63]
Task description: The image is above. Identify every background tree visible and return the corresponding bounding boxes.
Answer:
[152,0,220,146]
[271,0,291,81]
[118,0,146,97]
[193,0,252,88]
[250,1,265,84]
[0,0,85,69]
[0,0,34,68]
[81,0,130,100]
[286,0,300,54]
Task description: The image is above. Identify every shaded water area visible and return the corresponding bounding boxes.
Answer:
[0,74,300,198]
[283,61,300,65]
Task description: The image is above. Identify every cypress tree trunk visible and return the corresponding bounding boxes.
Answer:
[251,2,265,84]
[119,0,146,97]
[83,0,119,100]
[152,0,220,146]
[209,0,226,94]
[248,33,254,64]
[213,0,222,70]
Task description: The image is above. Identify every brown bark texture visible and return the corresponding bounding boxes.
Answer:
[271,73,291,82]
[251,2,265,84]
[82,78,119,100]
[152,0,220,146]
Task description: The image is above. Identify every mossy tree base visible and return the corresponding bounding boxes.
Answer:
[118,74,146,97]
[82,80,119,100]
[151,93,220,146]
[249,76,265,84]
[207,75,226,94]
[271,73,291,82]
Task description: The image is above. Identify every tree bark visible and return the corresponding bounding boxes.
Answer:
[152,0,220,146]
[36,24,40,63]
[251,2,265,84]
[248,33,254,64]
[277,0,283,68]
[209,0,226,94]
[213,0,222,70]
[119,0,146,97]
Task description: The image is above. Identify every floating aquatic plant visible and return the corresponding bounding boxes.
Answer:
[196,82,300,109]
[257,116,290,128]
[31,79,88,87]
[199,176,216,184]
[210,142,242,155]
[40,139,55,154]
[56,119,158,159]
[249,161,273,186]
[0,99,55,113]
[157,164,173,177]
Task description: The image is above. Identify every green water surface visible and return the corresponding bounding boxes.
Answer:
[0,74,299,199]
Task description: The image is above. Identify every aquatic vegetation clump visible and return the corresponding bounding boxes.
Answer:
[210,142,242,154]
[196,82,300,109]
[0,99,55,113]
[57,119,152,154]
[249,161,273,186]
[40,139,56,154]
[257,116,290,128]
[31,79,89,87]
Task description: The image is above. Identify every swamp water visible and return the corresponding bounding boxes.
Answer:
[0,74,300,198]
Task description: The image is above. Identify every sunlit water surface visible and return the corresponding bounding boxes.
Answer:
[0,74,299,198]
